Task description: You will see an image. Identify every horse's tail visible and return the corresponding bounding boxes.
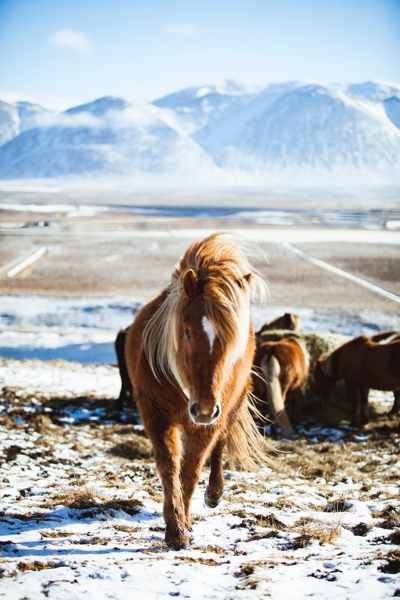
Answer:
[261,355,295,436]
[226,392,276,471]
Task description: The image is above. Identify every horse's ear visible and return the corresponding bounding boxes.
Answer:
[237,273,252,289]
[182,269,199,300]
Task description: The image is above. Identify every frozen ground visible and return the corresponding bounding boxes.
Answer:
[0,358,399,599]
[0,190,399,597]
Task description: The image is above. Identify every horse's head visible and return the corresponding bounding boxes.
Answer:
[176,268,253,426]
[143,234,268,426]
[314,355,336,402]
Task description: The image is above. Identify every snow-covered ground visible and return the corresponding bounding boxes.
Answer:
[0,357,399,599]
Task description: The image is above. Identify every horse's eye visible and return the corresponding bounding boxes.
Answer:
[184,329,192,341]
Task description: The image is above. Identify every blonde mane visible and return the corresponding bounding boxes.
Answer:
[143,233,269,388]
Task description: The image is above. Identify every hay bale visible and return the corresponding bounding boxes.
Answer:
[257,330,347,373]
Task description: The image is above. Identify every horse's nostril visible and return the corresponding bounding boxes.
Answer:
[212,404,221,420]
[190,402,199,418]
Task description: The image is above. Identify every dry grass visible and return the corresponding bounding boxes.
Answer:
[39,530,75,539]
[42,488,143,516]
[372,505,400,529]
[173,557,226,567]
[191,545,227,555]
[109,438,153,460]
[0,511,54,523]
[17,561,56,572]
[293,518,342,545]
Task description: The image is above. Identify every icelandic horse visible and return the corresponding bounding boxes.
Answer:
[125,233,271,549]
[256,312,301,340]
[253,337,308,436]
[314,331,400,425]
[114,327,134,411]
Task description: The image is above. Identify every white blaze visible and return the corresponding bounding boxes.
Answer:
[202,316,216,351]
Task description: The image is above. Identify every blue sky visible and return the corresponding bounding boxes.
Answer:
[1,0,399,109]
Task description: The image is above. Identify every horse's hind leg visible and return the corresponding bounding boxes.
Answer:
[204,438,225,509]
[349,383,364,426]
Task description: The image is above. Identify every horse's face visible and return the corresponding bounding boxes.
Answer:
[314,360,336,402]
[177,298,226,426]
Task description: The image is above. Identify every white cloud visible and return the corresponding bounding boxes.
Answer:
[48,28,92,53]
[163,23,200,36]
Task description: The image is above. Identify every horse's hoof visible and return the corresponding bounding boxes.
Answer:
[204,487,222,508]
[166,539,190,551]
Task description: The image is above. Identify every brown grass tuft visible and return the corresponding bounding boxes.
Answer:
[43,488,143,516]
[39,530,74,539]
[18,561,56,572]
[109,438,153,460]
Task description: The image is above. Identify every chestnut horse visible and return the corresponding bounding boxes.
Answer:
[125,233,271,550]
[253,337,308,436]
[314,331,400,425]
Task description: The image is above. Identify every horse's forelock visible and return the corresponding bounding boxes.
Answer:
[144,234,268,383]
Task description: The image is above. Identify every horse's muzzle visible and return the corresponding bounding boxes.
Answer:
[189,400,221,425]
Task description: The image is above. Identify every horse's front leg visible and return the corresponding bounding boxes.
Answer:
[348,383,362,426]
[150,424,189,550]
[204,437,226,508]
[180,431,218,527]
[390,390,400,415]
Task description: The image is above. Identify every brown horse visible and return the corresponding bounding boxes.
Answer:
[314,331,400,425]
[125,233,271,550]
[253,337,308,436]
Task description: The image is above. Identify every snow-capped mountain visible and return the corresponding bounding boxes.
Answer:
[153,79,266,135]
[0,101,20,146]
[65,96,131,117]
[191,83,400,183]
[0,80,399,184]
[344,81,400,101]
[0,99,48,145]
[0,97,221,181]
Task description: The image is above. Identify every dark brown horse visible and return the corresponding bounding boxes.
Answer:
[255,313,301,346]
[314,331,400,425]
[114,327,134,411]
[125,233,271,549]
[259,312,301,333]
[253,337,308,435]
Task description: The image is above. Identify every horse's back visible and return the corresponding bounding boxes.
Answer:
[338,336,400,390]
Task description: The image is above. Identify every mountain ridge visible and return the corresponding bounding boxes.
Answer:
[0,79,399,184]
